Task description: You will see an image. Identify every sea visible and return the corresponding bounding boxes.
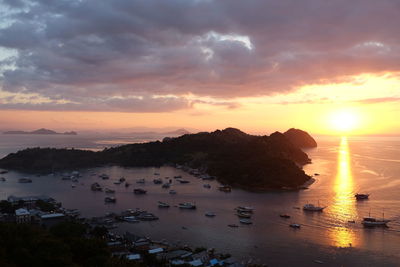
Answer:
[0,133,399,266]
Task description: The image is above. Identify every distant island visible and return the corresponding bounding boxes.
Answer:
[0,127,317,191]
[3,128,77,135]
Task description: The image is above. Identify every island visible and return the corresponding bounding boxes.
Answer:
[284,128,317,148]
[0,127,317,191]
[3,128,78,135]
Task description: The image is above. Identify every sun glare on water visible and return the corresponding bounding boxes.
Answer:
[329,110,360,133]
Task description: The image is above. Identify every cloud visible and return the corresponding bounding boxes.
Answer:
[0,0,400,112]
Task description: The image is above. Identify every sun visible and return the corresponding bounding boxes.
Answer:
[329,109,360,133]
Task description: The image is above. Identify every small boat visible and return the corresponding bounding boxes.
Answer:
[137,213,159,221]
[280,214,291,219]
[177,179,190,184]
[169,190,177,195]
[0,177,6,182]
[153,178,163,184]
[205,212,216,217]
[348,220,356,223]
[18,178,32,183]
[125,182,131,188]
[105,188,115,194]
[91,182,102,191]
[239,219,253,225]
[228,224,239,228]
[158,201,170,208]
[133,188,147,194]
[119,177,126,182]
[203,184,211,189]
[154,172,160,175]
[162,183,170,189]
[174,175,182,179]
[219,185,232,192]
[178,202,196,209]
[237,212,252,218]
[235,206,254,213]
[136,178,145,184]
[113,180,122,185]
[124,216,140,223]
[355,193,369,200]
[71,184,76,188]
[104,197,116,203]
[314,173,320,176]
[290,223,301,229]
[303,203,326,212]
[99,174,109,180]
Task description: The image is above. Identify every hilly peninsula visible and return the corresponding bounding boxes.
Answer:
[3,128,77,135]
[0,128,317,190]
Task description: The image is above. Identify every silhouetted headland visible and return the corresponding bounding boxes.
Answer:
[0,128,317,191]
[3,128,77,135]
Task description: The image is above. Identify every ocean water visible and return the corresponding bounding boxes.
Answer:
[0,134,399,266]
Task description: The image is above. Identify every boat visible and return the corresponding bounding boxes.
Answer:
[280,214,291,219]
[158,201,170,208]
[99,174,109,180]
[153,178,163,184]
[362,212,390,227]
[71,184,76,188]
[104,197,116,203]
[177,179,190,184]
[169,190,177,195]
[18,178,32,183]
[124,216,140,223]
[174,175,182,179]
[91,182,102,191]
[136,178,145,184]
[303,203,326,212]
[237,212,252,218]
[203,184,211,189]
[219,185,232,192]
[137,212,159,221]
[235,206,254,213]
[154,172,160,175]
[355,193,369,200]
[205,212,216,217]
[133,188,147,194]
[105,188,115,194]
[0,177,6,182]
[228,224,239,228]
[0,170,8,174]
[178,202,196,209]
[162,183,170,189]
[290,223,301,228]
[119,177,126,182]
[113,180,122,185]
[348,220,356,223]
[125,182,131,188]
[239,219,253,225]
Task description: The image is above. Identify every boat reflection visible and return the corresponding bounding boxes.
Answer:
[329,136,357,247]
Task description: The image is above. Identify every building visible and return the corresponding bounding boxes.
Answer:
[15,208,30,224]
[39,213,65,227]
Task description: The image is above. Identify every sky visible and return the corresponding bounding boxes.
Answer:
[0,0,400,135]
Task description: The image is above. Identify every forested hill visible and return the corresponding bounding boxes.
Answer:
[0,128,316,190]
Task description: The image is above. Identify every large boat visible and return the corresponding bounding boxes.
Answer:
[178,202,196,209]
[158,201,170,208]
[303,203,326,212]
[18,178,32,183]
[355,193,369,200]
[362,212,390,227]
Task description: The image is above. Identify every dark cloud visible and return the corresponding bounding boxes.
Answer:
[0,0,400,112]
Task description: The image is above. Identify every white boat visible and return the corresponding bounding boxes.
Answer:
[303,203,326,212]
[124,216,140,223]
[362,212,390,227]
[113,180,122,185]
[178,202,196,209]
[158,201,170,208]
[239,219,252,225]
[169,190,177,195]
[290,223,301,229]
[205,212,216,217]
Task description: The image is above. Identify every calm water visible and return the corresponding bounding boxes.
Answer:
[0,134,399,266]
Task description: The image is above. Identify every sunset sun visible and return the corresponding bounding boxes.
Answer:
[329,110,360,133]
